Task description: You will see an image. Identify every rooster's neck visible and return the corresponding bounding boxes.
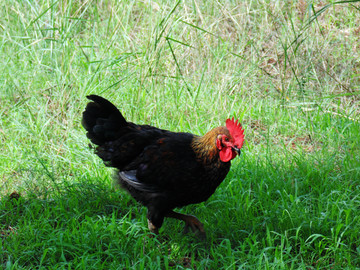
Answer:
[191,126,229,164]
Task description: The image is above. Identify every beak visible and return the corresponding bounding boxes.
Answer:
[232,146,241,156]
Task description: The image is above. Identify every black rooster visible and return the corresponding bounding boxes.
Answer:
[82,95,244,234]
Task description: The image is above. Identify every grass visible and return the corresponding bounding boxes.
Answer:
[1,0,360,268]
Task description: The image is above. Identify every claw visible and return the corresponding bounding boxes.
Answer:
[166,210,206,237]
[183,215,204,233]
[147,219,159,235]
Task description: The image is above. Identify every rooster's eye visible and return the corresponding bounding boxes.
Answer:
[224,137,229,142]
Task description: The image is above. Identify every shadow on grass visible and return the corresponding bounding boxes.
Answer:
[1,159,360,269]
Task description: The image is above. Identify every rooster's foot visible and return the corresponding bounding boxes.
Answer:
[166,210,206,236]
[147,219,159,235]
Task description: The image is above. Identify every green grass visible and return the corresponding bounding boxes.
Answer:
[1,0,360,269]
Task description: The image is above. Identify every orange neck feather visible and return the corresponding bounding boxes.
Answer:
[192,126,229,163]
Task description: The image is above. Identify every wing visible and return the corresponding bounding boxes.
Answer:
[95,125,172,170]
[120,134,203,192]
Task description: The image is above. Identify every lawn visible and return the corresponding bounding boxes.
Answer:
[1,0,360,269]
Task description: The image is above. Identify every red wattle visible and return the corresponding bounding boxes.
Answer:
[219,147,234,162]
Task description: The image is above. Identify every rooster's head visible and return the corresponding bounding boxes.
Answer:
[216,118,245,162]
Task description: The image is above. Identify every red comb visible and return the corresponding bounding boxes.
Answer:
[226,117,245,149]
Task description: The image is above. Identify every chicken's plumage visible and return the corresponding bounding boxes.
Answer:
[82,95,244,234]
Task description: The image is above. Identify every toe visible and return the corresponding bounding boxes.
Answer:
[147,219,159,234]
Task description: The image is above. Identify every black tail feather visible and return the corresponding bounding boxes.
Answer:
[82,95,128,145]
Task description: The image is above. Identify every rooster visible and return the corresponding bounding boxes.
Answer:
[82,95,244,234]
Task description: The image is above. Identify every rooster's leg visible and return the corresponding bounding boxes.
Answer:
[147,219,159,234]
[166,210,205,234]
